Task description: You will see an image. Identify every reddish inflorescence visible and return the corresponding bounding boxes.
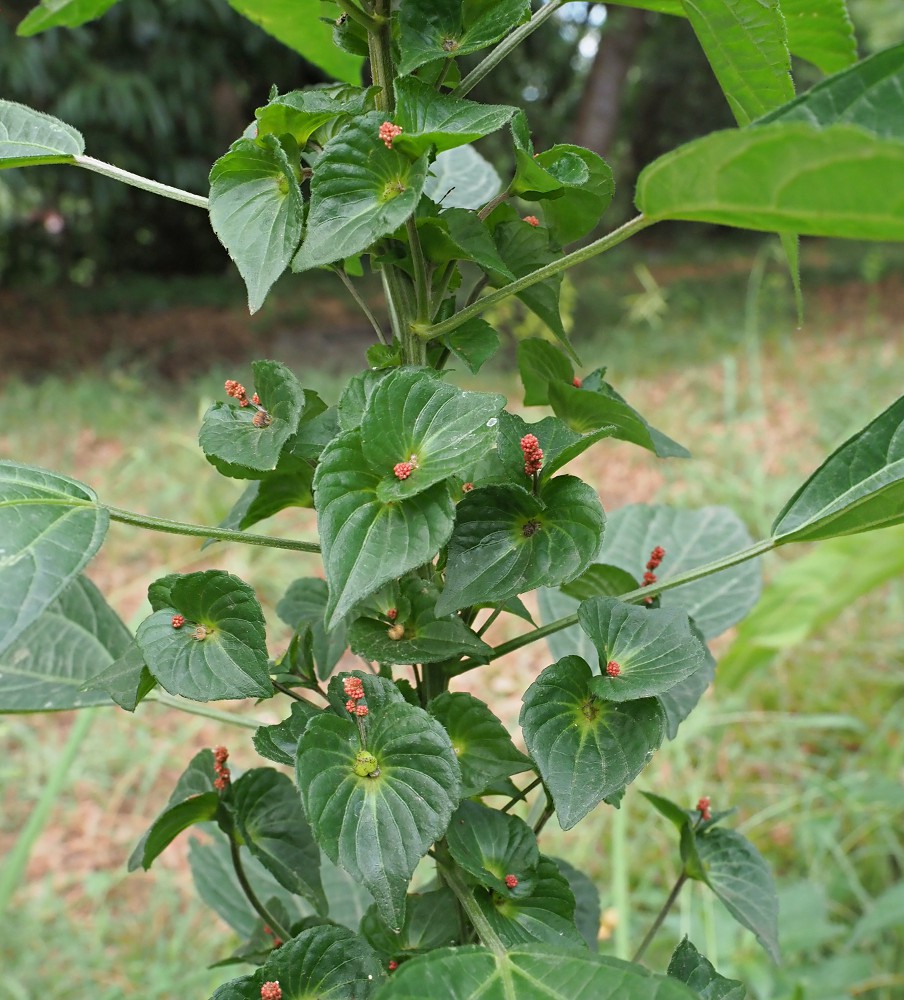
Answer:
[346,698,358,714]
[523,215,540,227]
[697,796,712,821]
[251,393,261,405]
[520,434,543,476]
[260,983,282,1000]
[572,376,582,388]
[355,705,369,717]
[394,461,415,480]
[379,121,403,149]
[213,746,231,792]
[343,676,365,700]
[387,608,398,621]
[505,874,519,889]
[171,614,185,629]
[224,379,247,401]
[606,660,621,677]
[462,482,474,492]
[642,545,666,604]
[388,960,399,972]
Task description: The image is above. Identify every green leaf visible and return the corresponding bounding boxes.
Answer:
[232,767,326,913]
[667,938,747,1000]
[337,369,391,433]
[397,0,531,75]
[598,504,761,640]
[640,790,696,831]
[216,460,314,535]
[223,0,363,84]
[256,85,376,147]
[695,827,780,962]
[209,136,304,313]
[679,0,793,126]
[350,578,492,665]
[0,99,85,168]
[419,208,514,280]
[447,800,540,897]
[296,681,461,929]
[362,368,504,502]
[561,564,639,602]
[436,477,605,615]
[210,924,384,1000]
[548,380,689,458]
[760,42,904,139]
[253,700,321,767]
[776,0,856,75]
[772,392,904,542]
[0,576,130,711]
[293,113,429,272]
[520,656,664,830]
[361,888,460,958]
[443,317,501,374]
[17,0,120,34]
[393,77,516,158]
[636,123,904,240]
[532,146,615,244]
[276,578,348,681]
[0,462,108,655]
[656,626,716,739]
[428,691,532,798]
[552,857,602,951]
[377,943,700,999]
[82,640,156,713]
[578,597,708,702]
[314,429,455,627]
[200,360,305,474]
[496,412,614,483]
[129,750,219,871]
[136,570,272,702]
[517,338,574,406]
[423,144,502,210]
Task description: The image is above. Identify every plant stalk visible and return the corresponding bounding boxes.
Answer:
[334,0,380,31]
[73,156,209,209]
[229,836,293,942]
[146,691,265,729]
[436,845,507,959]
[632,872,688,963]
[334,267,388,344]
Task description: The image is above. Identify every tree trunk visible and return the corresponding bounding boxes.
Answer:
[571,8,648,157]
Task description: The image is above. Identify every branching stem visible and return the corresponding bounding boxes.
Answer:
[73,156,208,209]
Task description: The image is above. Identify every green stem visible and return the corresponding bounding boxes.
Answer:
[501,776,542,813]
[429,263,456,319]
[477,190,508,221]
[476,603,504,638]
[415,215,654,342]
[450,537,775,676]
[0,709,96,913]
[334,0,380,31]
[632,872,688,964]
[454,0,569,98]
[436,846,507,959]
[145,690,264,730]
[105,505,320,553]
[406,217,431,325]
[367,0,394,112]
[229,835,293,942]
[73,156,208,209]
[334,267,387,344]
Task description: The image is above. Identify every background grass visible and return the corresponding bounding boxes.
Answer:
[1,234,903,998]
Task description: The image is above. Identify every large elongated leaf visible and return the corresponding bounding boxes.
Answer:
[223,0,362,84]
[296,676,461,930]
[0,100,84,168]
[293,113,429,272]
[680,0,793,126]
[436,478,605,615]
[0,461,108,655]
[636,123,904,240]
[17,0,120,34]
[0,576,129,711]
[314,429,455,627]
[136,570,272,701]
[376,944,700,999]
[520,656,664,830]
[209,137,304,313]
[772,392,904,543]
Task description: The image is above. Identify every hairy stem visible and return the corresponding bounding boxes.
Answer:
[146,691,264,729]
[436,845,508,959]
[73,156,208,209]
[334,0,380,31]
[104,505,320,553]
[501,776,543,813]
[406,217,431,325]
[229,835,293,942]
[476,603,504,638]
[416,215,654,341]
[334,267,387,344]
[632,872,688,964]
[367,0,394,112]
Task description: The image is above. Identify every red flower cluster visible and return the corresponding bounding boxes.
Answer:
[642,545,666,604]
[213,746,230,792]
[520,434,543,476]
[388,960,399,972]
[344,676,368,716]
[504,874,519,889]
[523,215,540,227]
[394,461,415,480]
[260,983,282,1000]
[462,482,474,492]
[572,376,582,388]
[171,614,185,629]
[387,608,398,621]
[697,796,712,821]
[606,660,621,677]
[379,121,403,148]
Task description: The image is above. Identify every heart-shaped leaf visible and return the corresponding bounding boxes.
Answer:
[296,680,460,929]
[520,656,664,830]
[695,827,780,962]
[548,380,689,458]
[82,639,156,713]
[396,0,531,75]
[532,145,615,244]
[360,888,460,958]
[255,85,375,146]
[446,800,540,897]
[377,944,700,999]
[350,578,492,665]
[436,477,605,616]
[0,99,84,168]
[0,462,108,656]
[16,0,121,35]
[129,750,219,871]
[667,938,747,1000]
[232,767,326,913]
[314,429,455,627]
[517,338,574,406]
[578,597,708,702]
[276,578,348,681]
[253,700,321,767]
[293,113,429,272]
[423,144,502,210]
[209,137,304,313]
[361,368,505,502]
[0,575,129,711]
[136,570,272,701]
[428,691,532,797]
[209,924,384,1000]
[200,360,305,474]
[772,392,904,543]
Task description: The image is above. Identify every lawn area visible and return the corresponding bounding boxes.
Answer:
[1,235,902,999]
